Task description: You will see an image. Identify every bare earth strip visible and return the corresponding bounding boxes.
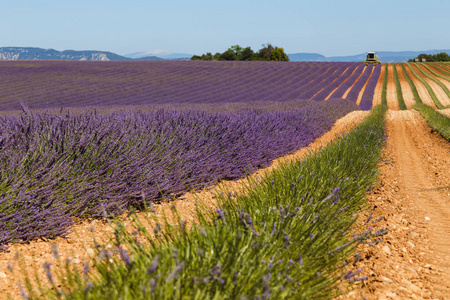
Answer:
[344,110,450,300]
[0,111,370,299]
[386,64,399,110]
[372,65,385,107]
[403,65,438,109]
[418,64,450,106]
[396,64,416,109]
[411,64,450,107]
[427,64,450,82]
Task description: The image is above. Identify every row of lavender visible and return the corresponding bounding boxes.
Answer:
[0,61,379,111]
[0,99,358,249]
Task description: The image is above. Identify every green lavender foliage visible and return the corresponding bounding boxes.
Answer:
[381,64,388,106]
[400,64,422,104]
[22,106,388,300]
[414,63,450,100]
[392,64,407,110]
[421,63,450,81]
[406,64,444,109]
[413,103,450,141]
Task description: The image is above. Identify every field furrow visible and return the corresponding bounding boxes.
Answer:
[395,64,416,109]
[372,63,385,106]
[403,64,438,108]
[386,64,399,110]
[410,64,450,107]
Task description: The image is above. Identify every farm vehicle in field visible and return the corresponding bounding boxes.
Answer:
[363,52,381,65]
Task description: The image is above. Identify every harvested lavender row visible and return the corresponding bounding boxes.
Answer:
[0,98,358,248]
[359,64,382,110]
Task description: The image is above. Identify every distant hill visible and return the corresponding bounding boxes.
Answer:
[288,50,450,63]
[288,53,327,62]
[0,47,163,61]
[125,51,192,60]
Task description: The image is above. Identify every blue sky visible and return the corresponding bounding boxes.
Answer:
[1,0,449,56]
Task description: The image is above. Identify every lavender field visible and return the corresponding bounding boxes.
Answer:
[0,60,378,249]
[0,61,380,112]
[0,98,358,249]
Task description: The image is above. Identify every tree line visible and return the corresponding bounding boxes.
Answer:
[408,52,450,62]
[191,44,289,61]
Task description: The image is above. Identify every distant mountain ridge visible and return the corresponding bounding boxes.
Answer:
[2,47,449,63]
[125,51,192,60]
[288,50,450,63]
[0,47,163,61]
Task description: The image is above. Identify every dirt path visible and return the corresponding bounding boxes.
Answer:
[396,64,416,109]
[386,64,400,110]
[345,110,450,299]
[403,65,438,109]
[372,65,385,107]
[411,64,450,107]
[0,111,370,299]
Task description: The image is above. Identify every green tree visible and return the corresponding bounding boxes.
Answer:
[191,43,289,61]
[239,47,254,61]
[230,45,243,57]
[219,49,237,61]
[202,52,213,60]
[258,43,275,61]
[436,52,450,62]
[271,47,289,61]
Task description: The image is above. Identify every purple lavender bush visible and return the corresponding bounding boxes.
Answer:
[346,65,374,102]
[0,99,358,249]
[359,65,382,110]
[328,65,364,99]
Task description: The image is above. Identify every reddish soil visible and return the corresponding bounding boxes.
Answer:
[403,65,438,109]
[0,111,369,299]
[386,64,400,110]
[410,64,450,107]
[395,64,416,109]
[419,64,450,100]
[342,110,450,299]
[427,64,450,80]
